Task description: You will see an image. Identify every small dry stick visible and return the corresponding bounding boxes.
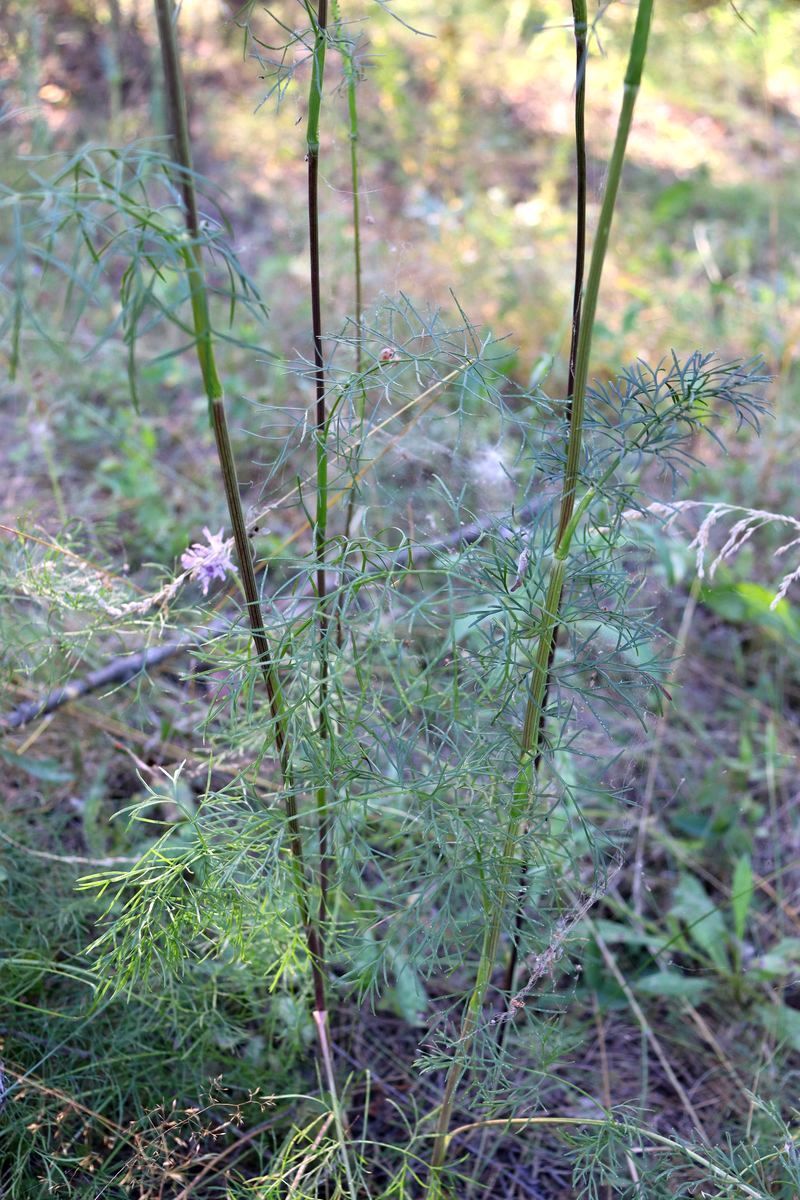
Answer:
[1,637,194,731]
[0,828,136,868]
[442,1116,770,1200]
[172,1115,283,1200]
[2,498,547,733]
[287,1112,335,1196]
[586,916,711,1147]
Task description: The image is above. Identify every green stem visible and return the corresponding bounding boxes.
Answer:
[153,0,326,1013]
[426,1,654,1189]
[331,4,366,649]
[342,41,364,502]
[556,0,652,548]
[439,1116,769,1200]
[333,1,363,377]
[347,66,363,377]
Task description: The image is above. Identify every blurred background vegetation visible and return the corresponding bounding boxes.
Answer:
[4,0,800,545]
[2,1,800,1196]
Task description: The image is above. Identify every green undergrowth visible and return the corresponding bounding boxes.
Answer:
[1,2,800,1198]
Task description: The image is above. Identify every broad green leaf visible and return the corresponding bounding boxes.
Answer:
[0,747,74,783]
[701,580,799,642]
[385,947,428,1027]
[754,938,800,979]
[592,919,654,948]
[635,970,710,1001]
[758,1002,800,1052]
[731,854,754,942]
[652,178,696,222]
[670,873,729,974]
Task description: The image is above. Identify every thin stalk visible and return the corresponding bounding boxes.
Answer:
[339,42,364,534]
[439,1117,769,1200]
[333,4,363,378]
[589,916,710,1144]
[556,0,652,547]
[426,1,654,1189]
[347,67,363,376]
[21,6,48,152]
[305,0,334,930]
[39,423,69,528]
[106,0,124,133]
[567,0,588,408]
[152,0,326,1012]
[502,0,588,1005]
[313,1011,358,1199]
[304,6,357,1191]
[331,4,366,646]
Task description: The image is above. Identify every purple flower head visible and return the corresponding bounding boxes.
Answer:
[181,527,237,595]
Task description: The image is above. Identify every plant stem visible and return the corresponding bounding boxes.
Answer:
[567,0,588,408]
[313,1010,358,1199]
[502,0,588,1004]
[331,3,366,645]
[556,0,652,548]
[335,6,363,377]
[347,71,363,374]
[152,0,326,1013]
[426,1,654,1188]
[439,1117,769,1200]
[106,0,124,133]
[305,0,334,931]
[304,6,357,1191]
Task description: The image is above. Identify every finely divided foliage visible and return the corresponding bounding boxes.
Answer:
[1,2,788,1198]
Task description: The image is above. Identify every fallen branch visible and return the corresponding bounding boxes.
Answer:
[1,497,545,733]
[1,638,194,731]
